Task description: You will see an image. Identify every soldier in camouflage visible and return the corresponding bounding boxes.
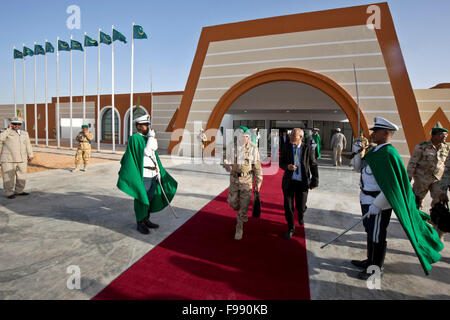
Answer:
[407,126,449,209]
[223,126,263,240]
[72,125,94,172]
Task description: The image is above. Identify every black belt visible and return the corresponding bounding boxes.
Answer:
[361,190,381,197]
[144,166,157,170]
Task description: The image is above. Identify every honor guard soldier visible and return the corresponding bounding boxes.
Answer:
[223,126,263,240]
[72,125,94,172]
[0,117,34,199]
[407,126,449,209]
[351,117,443,279]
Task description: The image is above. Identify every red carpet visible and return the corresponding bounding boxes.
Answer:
[93,165,310,300]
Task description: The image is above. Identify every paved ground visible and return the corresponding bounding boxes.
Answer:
[0,152,448,300]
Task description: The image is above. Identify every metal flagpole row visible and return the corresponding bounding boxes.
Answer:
[13,47,17,117]
[22,43,27,131]
[56,37,60,148]
[83,33,87,125]
[129,22,135,140]
[97,29,101,152]
[111,25,116,153]
[70,35,73,150]
[34,42,38,145]
[45,40,49,147]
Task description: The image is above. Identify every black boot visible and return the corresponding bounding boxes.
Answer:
[137,221,150,234]
[351,238,373,269]
[357,241,386,280]
[144,213,159,229]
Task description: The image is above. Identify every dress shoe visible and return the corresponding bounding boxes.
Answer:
[144,218,159,229]
[285,229,295,239]
[137,221,150,235]
[16,192,29,196]
[351,259,370,269]
[7,195,16,199]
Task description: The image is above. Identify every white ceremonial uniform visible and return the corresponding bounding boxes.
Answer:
[140,130,159,178]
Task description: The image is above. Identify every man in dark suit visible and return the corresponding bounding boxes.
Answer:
[280,128,319,239]
[279,130,290,153]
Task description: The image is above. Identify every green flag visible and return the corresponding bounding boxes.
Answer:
[58,40,70,51]
[70,39,83,51]
[364,144,444,275]
[23,46,34,57]
[113,29,127,43]
[133,25,148,39]
[117,133,178,221]
[14,49,23,59]
[84,34,98,47]
[100,31,111,45]
[45,42,54,53]
[34,44,45,55]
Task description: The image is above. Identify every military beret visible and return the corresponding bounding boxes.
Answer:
[431,126,448,134]
[238,126,250,135]
[81,125,88,128]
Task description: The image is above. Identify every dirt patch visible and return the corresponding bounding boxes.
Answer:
[0,151,115,177]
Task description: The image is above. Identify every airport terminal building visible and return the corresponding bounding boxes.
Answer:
[1,3,450,161]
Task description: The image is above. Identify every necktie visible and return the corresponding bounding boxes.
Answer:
[294,145,299,174]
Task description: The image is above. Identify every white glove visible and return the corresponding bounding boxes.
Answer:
[368,204,381,216]
[149,129,156,138]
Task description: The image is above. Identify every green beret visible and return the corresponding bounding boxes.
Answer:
[431,126,448,134]
[238,126,250,134]
[82,125,88,128]
[360,130,364,133]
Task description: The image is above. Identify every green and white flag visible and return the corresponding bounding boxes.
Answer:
[70,39,83,51]
[113,29,127,43]
[58,40,71,51]
[100,31,111,45]
[45,42,54,53]
[23,46,34,56]
[133,25,148,39]
[14,49,23,59]
[84,34,98,47]
[34,44,45,55]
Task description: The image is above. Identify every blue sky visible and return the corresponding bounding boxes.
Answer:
[1,0,449,104]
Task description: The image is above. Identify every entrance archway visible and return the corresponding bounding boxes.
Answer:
[206,67,369,149]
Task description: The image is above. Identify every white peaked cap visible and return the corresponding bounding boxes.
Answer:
[135,114,151,125]
[336,128,341,132]
[370,116,399,131]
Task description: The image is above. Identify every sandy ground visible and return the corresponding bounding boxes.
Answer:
[0,150,114,177]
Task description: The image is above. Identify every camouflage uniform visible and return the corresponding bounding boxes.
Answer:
[407,140,450,209]
[74,130,94,171]
[440,156,450,194]
[224,140,263,239]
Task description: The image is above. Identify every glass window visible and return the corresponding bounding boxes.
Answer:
[102,108,119,141]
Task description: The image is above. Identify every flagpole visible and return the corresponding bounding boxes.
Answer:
[129,22,135,140]
[150,67,153,124]
[22,43,27,130]
[34,42,38,146]
[111,25,115,153]
[97,29,101,152]
[70,34,73,150]
[45,40,48,147]
[13,46,17,117]
[353,64,360,137]
[83,32,86,125]
[56,37,61,149]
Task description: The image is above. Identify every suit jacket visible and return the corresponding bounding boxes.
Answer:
[280,141,319,190]
[279,135,290,151]
[0,129,33,163]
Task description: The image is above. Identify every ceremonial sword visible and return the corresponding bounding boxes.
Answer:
[320,211,371,249]
[156,173,179,219]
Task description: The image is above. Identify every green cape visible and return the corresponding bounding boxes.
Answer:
[312,133,321,159]
[364,144,444,275]
[117,133,178,222]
